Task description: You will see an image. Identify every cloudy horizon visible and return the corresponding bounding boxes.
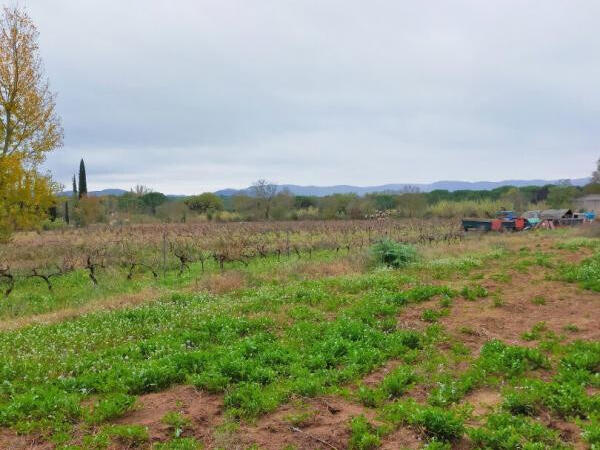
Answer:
[28,0,599,194]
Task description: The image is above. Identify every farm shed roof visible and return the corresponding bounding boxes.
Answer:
[540,209,571,220]
[523,210,540,219]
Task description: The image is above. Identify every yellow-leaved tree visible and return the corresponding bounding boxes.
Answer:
[0,6,62,241]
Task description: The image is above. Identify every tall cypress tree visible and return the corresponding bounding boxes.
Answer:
[78,159,87,199]
[72,175,77,198]
[64,201,69,225]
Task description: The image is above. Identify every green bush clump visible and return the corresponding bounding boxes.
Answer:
[85,393,136,425]
[98,424,149,447]
[503,379,598,419]
[391,285,456,306]
[348,415,381,450]
[224,382,282,419]
[560,253,600,291]
[382,400,464,442]
[162,411,191,438]
[582,417,600,449]
[381,367,417,399]
[370,239,418,268]
[357,385,382,408]
[469,413,563,449]
[476,340,548,377]
[461,285,488,301]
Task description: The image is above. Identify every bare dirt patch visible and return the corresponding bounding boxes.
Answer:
[115,385,223,446]
[237,396,377,450]
[442,272,600,350]
[463,388,502,419]
[0,429,53,450]
[380,427,422,449]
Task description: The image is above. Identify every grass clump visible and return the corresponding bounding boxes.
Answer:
[461,285,488,301]
[162,411,191,438]
[153,438,204,449]
[94,424,149,447]
[521,322,547,342]
[370,239,418,268]
[469,412,565,449]
[559,252,600,291]
[348,415,382,450]
[382,400,464,442]
[530,295,546,305]
[85,393,136,425]
[380,367,417,399]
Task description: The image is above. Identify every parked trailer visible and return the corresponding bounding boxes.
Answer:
[462,218,518,232]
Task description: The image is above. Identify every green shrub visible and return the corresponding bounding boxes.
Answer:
[357,385,382,408]
[476,340,548,377]
[348,415,381,450]
[223,382,282,419]
[469,413,562,449]
[370,239,418,268]
[380,367,417,399]
[85,393,136,424]
[99,424,149,447]
[162,411,191,438]
[582,417,600,449]
[415,407,464,441]
[381,400,464,442]
[461,285,488,301]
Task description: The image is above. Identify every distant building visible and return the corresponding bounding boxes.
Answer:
[575,195,600,214]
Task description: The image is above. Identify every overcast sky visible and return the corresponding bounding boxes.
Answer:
[27,0,600,194]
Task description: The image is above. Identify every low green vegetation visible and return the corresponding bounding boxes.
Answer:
[0,226,597,448]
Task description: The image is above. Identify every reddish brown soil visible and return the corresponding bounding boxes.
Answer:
[463,388,502,419]
[115,385,223,446]
[236,396,378,450]
[442,272,600,351]
[380,427,422,449]
[0,430,53,450]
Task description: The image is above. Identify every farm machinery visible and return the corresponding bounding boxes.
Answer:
[462,209,595,232]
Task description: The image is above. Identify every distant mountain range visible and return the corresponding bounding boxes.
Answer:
[215,178,592,197]
[59,178,591,198]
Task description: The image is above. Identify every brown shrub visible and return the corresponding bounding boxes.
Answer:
[194,271,247,295]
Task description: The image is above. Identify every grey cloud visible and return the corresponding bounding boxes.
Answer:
[28,0,600,193]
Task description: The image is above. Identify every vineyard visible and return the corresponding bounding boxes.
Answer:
[0,219,462,297]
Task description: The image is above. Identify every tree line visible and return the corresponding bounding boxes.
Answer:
[47,175,599,227]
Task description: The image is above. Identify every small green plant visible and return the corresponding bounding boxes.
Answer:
[370,239,418,268]
[356,385,382,408]
[284,409,316,427]
[416,407,465,441]
[348,415,381,450]
[85,393,136,425]
[422,309,441,323]
[469,412,563,448]
[491,293,504,307]
[521,322,547,342]
[530,295,546,305]
[382,400,464,442]
[461,285,488,301]
[490,272,511,283]
[153,437,204,449]
[162,411,191,438]
[563,324,579,332]
[380,367,417,399]
[99,424,149,447]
